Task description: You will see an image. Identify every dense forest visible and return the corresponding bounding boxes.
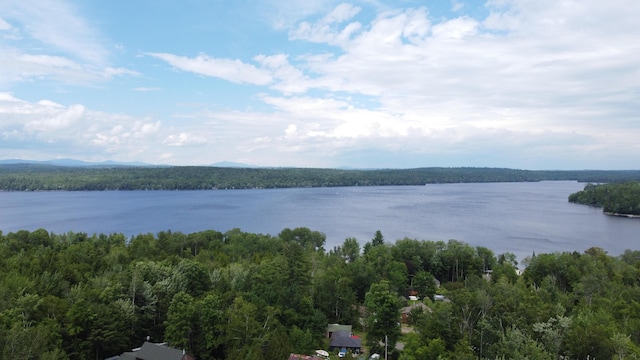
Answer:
[569,181,640,216]
[2,164,640,191]
[2,227,640,359]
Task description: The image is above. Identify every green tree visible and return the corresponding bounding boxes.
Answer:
[194,294,225,360]
[223,297,279,360]
[532,314,571,359]
[565,308,616,359]
[413,270,437,301]
[64,299,129,360]
[279,227,326,252]
[364,280,401,354]
[491,326,552,360]
[399,333,446,360]
[164,292,197,353]
[313,266,358,324]
[340,237,360,263]
[171,259,210,297]
[372,230,385,247]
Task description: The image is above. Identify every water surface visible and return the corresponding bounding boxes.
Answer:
[1,181,638,262]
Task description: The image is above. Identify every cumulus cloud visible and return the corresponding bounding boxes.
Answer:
[431,16,478,39]
[0,93,167,162]
[146,52,272,85]
[2,1,639,168]
[254,54,312,94]
[24,104,85,132]
[273,1,640,142]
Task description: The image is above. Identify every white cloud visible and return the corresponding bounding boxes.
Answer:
[2,1,639,169]
[164,132,208,147]
[24,104,85,132]
[0,0,109,64]
[0,94,166,162]
[0,47,137,85]
[289,3,362,45]
[0,92,23,103]
[274,0,640,143]
[19,53,80,69]
[451,0,464,12]
[146,52,272,85]
[0,1,139,86]
[431,16,478,39]
[102,67,140,79]
[254,54,312,94]
[259,0,347,30]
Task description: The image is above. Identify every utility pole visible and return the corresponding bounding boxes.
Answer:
[385,335,388,360]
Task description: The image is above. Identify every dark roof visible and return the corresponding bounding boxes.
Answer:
[116,353,137,360]
[109,342,193,360]
[331,330,351,338]
[138,342,190,360]
[329,332,361,349]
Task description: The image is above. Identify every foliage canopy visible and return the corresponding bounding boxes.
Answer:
[1,227,640,359]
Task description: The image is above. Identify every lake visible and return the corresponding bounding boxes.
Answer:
[1,181,639,262]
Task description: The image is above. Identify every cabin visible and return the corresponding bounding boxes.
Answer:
[401,302,431,323]
[106,341,194,360]
[329,330,362,354]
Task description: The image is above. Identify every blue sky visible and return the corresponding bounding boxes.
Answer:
[1,0,639,169]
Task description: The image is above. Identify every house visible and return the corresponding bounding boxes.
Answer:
[401,302,431,323]
[329,330,362,354]
[106,341,195,360]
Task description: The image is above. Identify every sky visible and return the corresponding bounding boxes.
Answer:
[0,0,639,169]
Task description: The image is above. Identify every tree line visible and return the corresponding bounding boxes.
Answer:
[569,181,640,216]
[2,164,640,191]
[2,227,640,359]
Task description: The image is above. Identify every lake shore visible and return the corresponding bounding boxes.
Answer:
[605,212,640,218]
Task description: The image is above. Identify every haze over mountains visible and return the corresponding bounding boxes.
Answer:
[0,159,257,168]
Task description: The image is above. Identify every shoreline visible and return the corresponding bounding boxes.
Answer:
[605,212,640,218]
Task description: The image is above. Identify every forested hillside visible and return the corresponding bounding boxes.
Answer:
[569,181,640,216]
[1,227,640,359]
[2,164,640,190]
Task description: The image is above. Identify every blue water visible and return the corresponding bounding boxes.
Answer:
[1,181,639,262]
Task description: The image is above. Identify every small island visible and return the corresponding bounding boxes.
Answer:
[568,181,640,216]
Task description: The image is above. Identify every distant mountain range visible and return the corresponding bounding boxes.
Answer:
[0,159,259,168]
[0,158,151,167]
